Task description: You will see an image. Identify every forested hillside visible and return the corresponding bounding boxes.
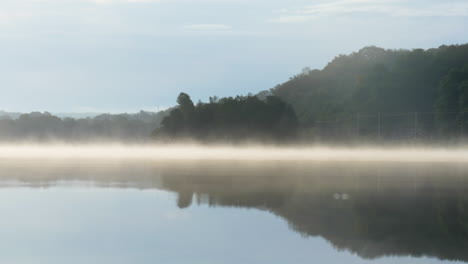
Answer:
[267,44,468,139]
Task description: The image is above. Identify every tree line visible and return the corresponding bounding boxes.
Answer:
[0,111,167,142]
[153,93,298,142]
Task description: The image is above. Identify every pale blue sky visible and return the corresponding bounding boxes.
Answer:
[0,0,467,113]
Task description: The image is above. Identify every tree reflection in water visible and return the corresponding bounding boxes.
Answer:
[0,160,467,262]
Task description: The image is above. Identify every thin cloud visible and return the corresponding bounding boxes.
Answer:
[25,0,162,4]
[91,0,160,4]
[183,24,231,31]
[268,15,311,24]
[269,0,468,23]
[0,11,33,25]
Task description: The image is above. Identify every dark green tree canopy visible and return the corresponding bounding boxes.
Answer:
[269,44,468,125]
[154,92,298,142]
[435,65,468,133]
[259,44,468,140]
[177,92,195,113]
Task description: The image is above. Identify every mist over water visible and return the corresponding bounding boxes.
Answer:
[0,143,468,163]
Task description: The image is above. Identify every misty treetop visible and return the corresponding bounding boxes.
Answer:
[269,44,468,124]
[263,44,468,140]
[153,93,298,141]
[435,65,468,134]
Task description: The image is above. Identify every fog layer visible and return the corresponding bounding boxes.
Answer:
[0,144,468,163]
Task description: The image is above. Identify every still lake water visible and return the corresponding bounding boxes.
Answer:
[0,159,467,264]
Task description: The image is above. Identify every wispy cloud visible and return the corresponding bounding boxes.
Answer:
[91,0,160,4]
[269,0,468,23]
[0,11,32,25]
[22,0,161,4]
[269,15,311,24]
[183,23,231,31]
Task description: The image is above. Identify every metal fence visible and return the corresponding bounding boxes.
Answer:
[309,111,466,142]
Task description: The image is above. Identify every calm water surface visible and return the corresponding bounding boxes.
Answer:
[0,160,467,264]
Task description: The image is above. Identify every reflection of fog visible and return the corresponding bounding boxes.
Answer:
[0,160,468,262]
[333,193,350,200]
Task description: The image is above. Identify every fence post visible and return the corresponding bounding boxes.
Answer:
[414,112,418,138]
[461,112,465,139]
[356,113,360,138]
[377,112,381,139]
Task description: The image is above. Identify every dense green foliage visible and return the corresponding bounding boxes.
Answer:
[268,44,468,139]
[435,65,468,134]
[154,93,298,141]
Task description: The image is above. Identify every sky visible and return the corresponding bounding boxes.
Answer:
[0,0,467,113]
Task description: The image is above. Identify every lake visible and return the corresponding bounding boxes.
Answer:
[0,158,467,264]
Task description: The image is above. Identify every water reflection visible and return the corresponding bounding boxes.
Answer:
[0,160,467,263]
